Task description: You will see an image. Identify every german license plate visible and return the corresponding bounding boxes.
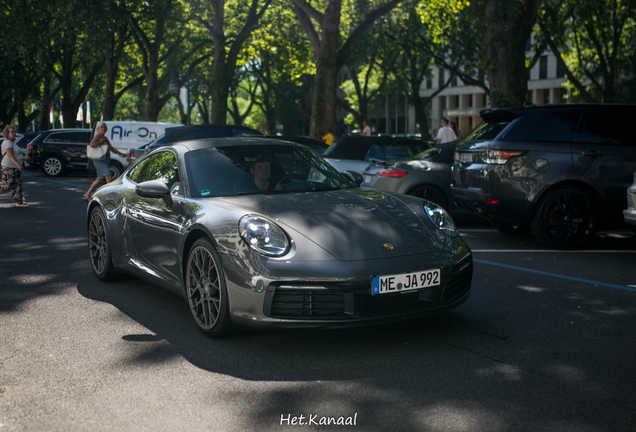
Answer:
[460,152,473,163]
[372,269,441,295]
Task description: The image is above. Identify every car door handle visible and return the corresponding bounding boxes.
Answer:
[582,150,603,157]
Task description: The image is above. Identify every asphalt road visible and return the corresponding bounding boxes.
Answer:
[1,170,635,432]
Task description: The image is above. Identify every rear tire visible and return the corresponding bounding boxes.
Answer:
[531,187,599,249]
[409,184,449,210]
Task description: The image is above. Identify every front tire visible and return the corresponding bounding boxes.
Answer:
[42,155,65,177]
[185,238,239,337]
[531,187,599,249]
[88,206,119,280]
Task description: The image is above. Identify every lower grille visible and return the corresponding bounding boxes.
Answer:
[442,262,473,300]
[271,289,345,318]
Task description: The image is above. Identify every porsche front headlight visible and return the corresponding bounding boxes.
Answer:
[239,215,290,257]
[424,202,456,234]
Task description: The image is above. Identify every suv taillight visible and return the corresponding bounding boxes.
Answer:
[484,150,522,164]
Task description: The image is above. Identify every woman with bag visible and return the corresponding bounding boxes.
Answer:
[83,122,124,201]
[1,125,27,206]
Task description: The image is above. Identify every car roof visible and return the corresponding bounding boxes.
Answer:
[165,137,304,153]
[480,104,636,123]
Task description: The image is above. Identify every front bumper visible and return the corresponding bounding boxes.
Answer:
[451,185,533,224]
[228,252,473,329]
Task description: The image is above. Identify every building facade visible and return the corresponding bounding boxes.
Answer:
[420,50,569,139]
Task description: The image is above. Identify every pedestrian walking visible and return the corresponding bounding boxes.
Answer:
[436,118,457,144]
[1,125,27,206]
[322,129,335,145]
[83,122,124,201]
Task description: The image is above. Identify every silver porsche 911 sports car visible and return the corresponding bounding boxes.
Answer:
[87,138,473,337]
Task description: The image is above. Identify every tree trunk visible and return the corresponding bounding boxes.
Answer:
[39,77,51,131]
[103,59,118,121]
[483,0,540,107]
[412,96,430,141]
[103,26,128,120]
[309,1,340,139]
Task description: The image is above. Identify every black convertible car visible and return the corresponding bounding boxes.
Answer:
[87,138,472,337]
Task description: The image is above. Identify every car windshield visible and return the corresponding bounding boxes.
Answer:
[185,144,354,198]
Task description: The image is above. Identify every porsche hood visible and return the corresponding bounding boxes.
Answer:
[218,189,447,261]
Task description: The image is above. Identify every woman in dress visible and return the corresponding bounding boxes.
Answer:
[1,125,27,206]
[83,122,124,200]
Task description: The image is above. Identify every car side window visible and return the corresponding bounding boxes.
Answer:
[128,151,182,195]
[506,110,582,142]
[575,108,635,145]
[43,132,90,144]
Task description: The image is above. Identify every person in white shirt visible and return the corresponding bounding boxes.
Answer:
[361,121,371,136]
[1,125,27,206]
[436,118,458,144]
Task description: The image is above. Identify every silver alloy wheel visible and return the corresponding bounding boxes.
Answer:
[186,245,222,330]
[43,156,63,176]
[88,210,107,275]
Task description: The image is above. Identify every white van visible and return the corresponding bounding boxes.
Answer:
[96,121,183,151]
[90,121,183,178]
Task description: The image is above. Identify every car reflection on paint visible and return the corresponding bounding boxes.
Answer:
[86,137,472,337]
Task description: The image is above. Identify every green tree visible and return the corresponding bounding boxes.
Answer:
[125,0,194,121]
[538,0,636,103]
[292,0,406,139]
[246,0,314,134]
[188,0,273,125]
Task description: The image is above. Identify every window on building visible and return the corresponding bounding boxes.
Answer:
[426,79,432,89]
[556,60,565,78]
[543,89,551,104]
[438,69,445,88]
[451,75,457,87]
[539,55,548,79]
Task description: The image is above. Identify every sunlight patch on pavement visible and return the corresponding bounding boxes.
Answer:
[516,285,545,293]
[416,404,510,431]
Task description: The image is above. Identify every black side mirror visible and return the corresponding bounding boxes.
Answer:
[136,180,173,207]
[343,170,364,187]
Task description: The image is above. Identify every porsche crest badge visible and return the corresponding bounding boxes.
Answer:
[383,243,394,250]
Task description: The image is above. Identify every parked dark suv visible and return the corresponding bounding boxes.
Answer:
[451,104,636,249]
[25,129,92,177]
